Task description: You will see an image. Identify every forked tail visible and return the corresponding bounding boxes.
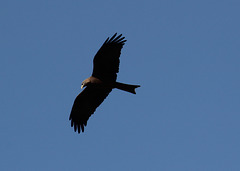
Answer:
[114,82,140,94]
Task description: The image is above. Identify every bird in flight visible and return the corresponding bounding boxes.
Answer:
[69,33,140,133]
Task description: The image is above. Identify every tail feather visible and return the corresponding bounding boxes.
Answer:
[114,82,140,94]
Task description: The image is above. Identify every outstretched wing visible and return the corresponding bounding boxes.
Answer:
[69,86,112,133]
[92,33,127,82]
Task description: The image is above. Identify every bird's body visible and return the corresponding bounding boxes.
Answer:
[81,76,140,94]
[69,33,140,133]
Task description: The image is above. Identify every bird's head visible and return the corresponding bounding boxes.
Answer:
[81,81,87,89]
[81,79,91,89]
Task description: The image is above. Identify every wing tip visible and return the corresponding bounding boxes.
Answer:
[105,33,127,45]
[69,117,86,134]
[70,123,85,134]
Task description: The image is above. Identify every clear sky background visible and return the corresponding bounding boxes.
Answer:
[1,0,240,170]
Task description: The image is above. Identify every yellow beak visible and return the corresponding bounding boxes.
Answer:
[81,85,84,89]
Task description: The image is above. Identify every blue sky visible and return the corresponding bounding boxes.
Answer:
[1,0,240,170]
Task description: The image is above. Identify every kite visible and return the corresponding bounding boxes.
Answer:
[69,33,140,133]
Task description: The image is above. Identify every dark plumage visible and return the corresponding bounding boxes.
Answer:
[69,33,140,133]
